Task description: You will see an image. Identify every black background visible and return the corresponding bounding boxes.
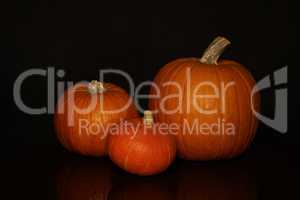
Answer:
[9,0,297,199]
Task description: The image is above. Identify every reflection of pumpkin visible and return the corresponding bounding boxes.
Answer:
[108,111,176,176]
[175,162,257,200]
[109,175,175,200]
[149,37,260,160]
[54,80,138,156]
[56,156,112,200]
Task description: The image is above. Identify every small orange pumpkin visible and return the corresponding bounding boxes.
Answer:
[149,37,260,160]
[108,111,177,176]
[54,80,138,156]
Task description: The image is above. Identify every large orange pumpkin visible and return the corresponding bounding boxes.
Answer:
[108,111,177,176]
[54,80,138,156]
[149,37,260,160]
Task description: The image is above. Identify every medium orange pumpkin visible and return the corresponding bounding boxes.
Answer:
[108,111,177,176]
[54,80,138,156]
[149,37,260,160]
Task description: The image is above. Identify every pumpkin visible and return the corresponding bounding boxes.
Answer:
[108,111,177,176]
[56,156,112,200]
[149,37,260,160]
[54,80,138,156]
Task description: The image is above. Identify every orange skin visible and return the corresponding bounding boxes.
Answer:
[108,118,177,176]
[149,58,260,160]
[54,82,138,156]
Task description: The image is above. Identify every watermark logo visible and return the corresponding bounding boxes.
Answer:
[251,66,288,133]
[13,66,288,135]
[77,118,236,140]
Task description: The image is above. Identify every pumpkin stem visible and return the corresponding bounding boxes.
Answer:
[143,110,153,126]
[88,80,105,94]
[200,36,231,64]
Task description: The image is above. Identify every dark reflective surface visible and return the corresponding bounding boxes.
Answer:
[5,142,296,200]
[175,162,257,200]
[56,156,112,200]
